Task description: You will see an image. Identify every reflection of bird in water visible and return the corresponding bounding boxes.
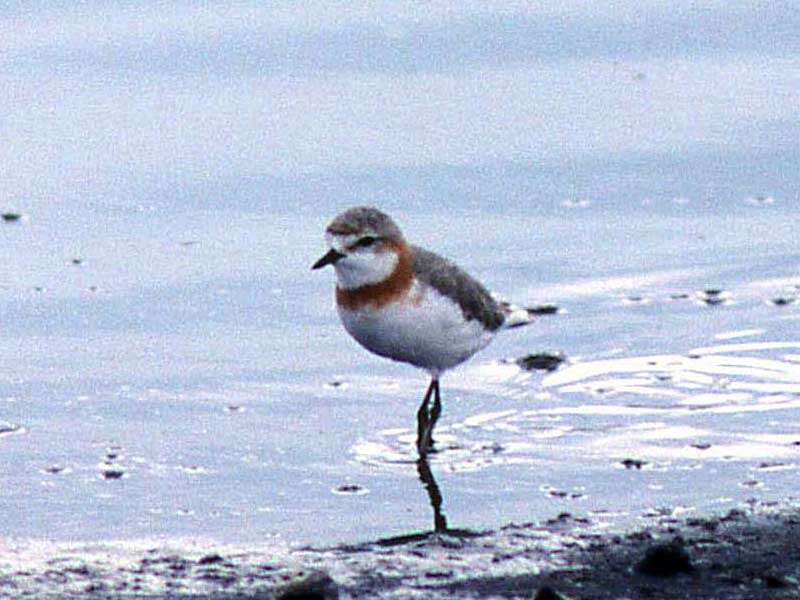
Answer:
[378,458,476,539]
[416,457,448,533]
[313,206,533,457]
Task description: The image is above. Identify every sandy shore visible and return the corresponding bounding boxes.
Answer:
[3,499,800,599]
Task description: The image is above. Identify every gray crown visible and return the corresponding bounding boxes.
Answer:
[326,206,405,241]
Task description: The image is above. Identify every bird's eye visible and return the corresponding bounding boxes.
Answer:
[355,236,378,248]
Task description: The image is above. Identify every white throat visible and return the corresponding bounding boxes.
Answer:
[334,249,400,290]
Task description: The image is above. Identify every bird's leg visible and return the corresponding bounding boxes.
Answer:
[425,379,442,450]
[418,378,441,456]
[416,379,437,458]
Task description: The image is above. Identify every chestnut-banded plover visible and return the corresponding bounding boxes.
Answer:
[312,206,531,457]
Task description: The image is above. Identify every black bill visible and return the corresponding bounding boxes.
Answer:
[311,248,345,270]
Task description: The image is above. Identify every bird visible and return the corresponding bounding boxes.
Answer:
[312,206,531,458]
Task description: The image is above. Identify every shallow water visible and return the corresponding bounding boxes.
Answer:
[1,3,800,549]
[1,196,798,547]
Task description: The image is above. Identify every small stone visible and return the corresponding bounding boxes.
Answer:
[197,568,236,586]
[756,461,785,470]
[424,569,452,579]
[637,540,693,577]
[770,297,796,306]
[764,571,790,589]
[697,288,731,306]
[332,484,367,495]
[535,586,572,600]
[720,509,746,522]
[101,468,125,480]
[278,571,338,600]
[516,352,566,372]
[0,422,21,436]
[526,304,560,316]
[686,517,719,532]
[546,512,573,525]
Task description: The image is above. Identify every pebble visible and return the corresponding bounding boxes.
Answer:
[516,352,566,372]
[763,571,791,589]
[534,585,571,599]
[333,484,366,495]
[0,422,22,436]
[526,304,560,316]
[636,539,693,576]
[696,289,731,306]
[277,570,339,600]
[101,468,125,480]
[770,297,796,306]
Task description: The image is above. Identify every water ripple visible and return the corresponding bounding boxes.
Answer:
[354,340,800,472]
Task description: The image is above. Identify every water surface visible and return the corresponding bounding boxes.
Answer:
[1,2,799,547]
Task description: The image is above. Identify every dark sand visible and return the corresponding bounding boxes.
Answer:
[4,499,800,599]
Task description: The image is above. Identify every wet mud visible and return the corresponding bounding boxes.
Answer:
[3,500,800,598]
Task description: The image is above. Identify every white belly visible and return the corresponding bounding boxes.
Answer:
[338,284,494,374]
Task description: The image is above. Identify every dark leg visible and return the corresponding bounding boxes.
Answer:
[426,380,442,448]
[431,379,442,434]
[416,379,436,458]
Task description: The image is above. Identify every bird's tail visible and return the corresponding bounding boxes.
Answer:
[496,297,535,329]
[494,294,560,330]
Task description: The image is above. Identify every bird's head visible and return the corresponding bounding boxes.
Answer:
[312,206,407,290]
